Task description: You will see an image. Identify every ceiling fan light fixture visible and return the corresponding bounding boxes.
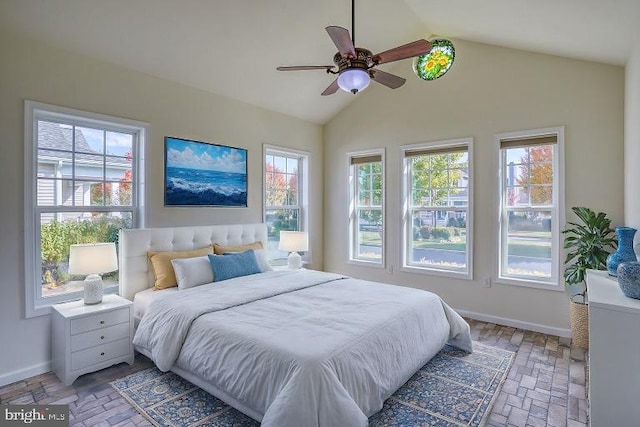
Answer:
[337,68,370,94]
[277,0,436,96]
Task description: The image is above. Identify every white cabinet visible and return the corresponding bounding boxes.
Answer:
[51,294,134,386]
[586,270,640,427]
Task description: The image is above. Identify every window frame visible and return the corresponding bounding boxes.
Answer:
[495,126,565,290]
[347,149,386,268]
[262,144,310,266]
[24,101,148,318]
[400,137,474,280]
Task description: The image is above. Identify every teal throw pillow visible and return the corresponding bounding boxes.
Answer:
[208,250,261,282]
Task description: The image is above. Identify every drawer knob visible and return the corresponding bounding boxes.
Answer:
[100,352,105,356]
[99,320,105,325]
[100,336,105,340]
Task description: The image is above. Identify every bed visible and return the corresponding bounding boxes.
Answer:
[120,223,473,427]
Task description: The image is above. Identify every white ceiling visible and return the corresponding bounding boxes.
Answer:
[1,0,638,124]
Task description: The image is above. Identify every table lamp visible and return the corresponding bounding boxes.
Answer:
[278,231,308,269]
[68,242,118,305]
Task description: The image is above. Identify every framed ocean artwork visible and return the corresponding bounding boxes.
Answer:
[164,137,248,207]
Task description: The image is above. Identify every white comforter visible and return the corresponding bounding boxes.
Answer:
[133,270,472,427]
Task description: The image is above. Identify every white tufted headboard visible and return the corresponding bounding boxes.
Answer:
[118,223,268,301]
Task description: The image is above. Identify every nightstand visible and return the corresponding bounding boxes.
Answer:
[51,294,134,386]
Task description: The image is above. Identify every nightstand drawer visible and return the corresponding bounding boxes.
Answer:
[71,323,130,352]
[70,307,129,335]
[71,337,130,371]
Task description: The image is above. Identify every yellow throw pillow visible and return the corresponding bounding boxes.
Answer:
[148,245,213,290]
[213,241,263,255]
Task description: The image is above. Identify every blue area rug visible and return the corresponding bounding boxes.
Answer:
[111,342,513,427]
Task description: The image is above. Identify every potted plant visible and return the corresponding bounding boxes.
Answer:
[562,206,617,348]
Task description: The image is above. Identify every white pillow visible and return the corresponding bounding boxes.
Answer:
[254,249,274,272]
[171,256,214,289]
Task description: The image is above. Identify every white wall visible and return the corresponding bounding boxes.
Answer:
[625,41,640,231]
[324,39,624,335]
[0,30,323,385]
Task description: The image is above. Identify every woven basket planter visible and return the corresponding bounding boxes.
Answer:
[569,300,589,349]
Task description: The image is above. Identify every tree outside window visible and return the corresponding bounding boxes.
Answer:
[499,130,561,285]
[26,101,146,316]
[350,154,384,264]
[405,146,470,275]
[264,149,307,263]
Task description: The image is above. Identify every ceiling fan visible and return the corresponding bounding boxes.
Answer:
[276,0,433,96]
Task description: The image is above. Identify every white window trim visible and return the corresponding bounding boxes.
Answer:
[494,126,565,291]
[262,144,311,265]
[347,149,386,269]
[24,101,148,318]
[400,137,474,280]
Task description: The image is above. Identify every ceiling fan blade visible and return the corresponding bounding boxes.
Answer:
[372,39,432,65]
[326,26,356,58]
[277,65,335,71]
[370,69,406,89]
[321,79,339,96]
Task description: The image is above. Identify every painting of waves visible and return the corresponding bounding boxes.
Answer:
[164,137,247,207]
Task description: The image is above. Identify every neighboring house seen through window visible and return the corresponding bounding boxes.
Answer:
[264,146,309,265]
[348,150,384,266]
[402,138,473,278]
[497,128,564,287]
[25,101,147,317]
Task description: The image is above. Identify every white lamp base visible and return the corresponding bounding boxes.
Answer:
[287,251,302,269]
[84,274,104,305]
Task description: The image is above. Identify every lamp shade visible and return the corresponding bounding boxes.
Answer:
[337,68,370,94]
[68,243,118,275]
[278,231,309,252]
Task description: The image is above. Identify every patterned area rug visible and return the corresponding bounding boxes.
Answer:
[111,342,514,427]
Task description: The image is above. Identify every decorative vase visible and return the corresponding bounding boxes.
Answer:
[606,227,637,276]
[617,262,640,299]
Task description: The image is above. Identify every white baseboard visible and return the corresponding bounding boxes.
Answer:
[0,361,51,388]
[456,309,572,338]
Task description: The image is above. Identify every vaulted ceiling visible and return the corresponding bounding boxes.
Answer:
[1,0,638,124]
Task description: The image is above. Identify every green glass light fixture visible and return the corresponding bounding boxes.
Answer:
[413,39,455,81]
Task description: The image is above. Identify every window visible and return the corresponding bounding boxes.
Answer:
[498,128,564,287]
[348,150,384,266]
[264,146,309,265]
[25,101,147,317]
[402,138,473,278]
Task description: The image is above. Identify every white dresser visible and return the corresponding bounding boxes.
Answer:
[51,294,134,386]
[586,270,640,426]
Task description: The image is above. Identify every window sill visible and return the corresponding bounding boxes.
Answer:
[347,259,386,269]
[494,276,563,291]
[400,265,472,281]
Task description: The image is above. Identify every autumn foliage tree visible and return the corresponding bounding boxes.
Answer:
[265,163,287,206]
[119,151,133,205]
[90,151,133,206]
[265,162,299,237]
[516,146,553,205]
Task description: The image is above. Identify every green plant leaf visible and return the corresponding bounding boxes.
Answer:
[562,206,616,292]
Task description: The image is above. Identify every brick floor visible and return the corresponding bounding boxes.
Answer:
[0,319,588,426]
[466,319,589,427]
